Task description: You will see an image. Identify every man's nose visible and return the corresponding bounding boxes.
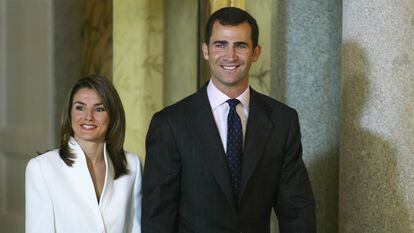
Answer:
[224,47,238,61]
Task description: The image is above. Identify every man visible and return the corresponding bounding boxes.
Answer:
[142,7,316,233]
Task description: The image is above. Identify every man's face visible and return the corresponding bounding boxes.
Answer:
[202,21,260,93]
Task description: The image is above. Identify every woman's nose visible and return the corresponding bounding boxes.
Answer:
[84,110,93,120]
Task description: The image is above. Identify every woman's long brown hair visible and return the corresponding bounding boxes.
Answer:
[59,75,128,179]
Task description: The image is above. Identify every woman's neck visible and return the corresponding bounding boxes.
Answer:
[76,138,105,165]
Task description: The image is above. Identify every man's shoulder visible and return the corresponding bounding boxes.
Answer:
[167,91,200,109]
[153,89,203,119]
[251,89,297,115]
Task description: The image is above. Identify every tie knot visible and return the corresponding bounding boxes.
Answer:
[226,99,240,110]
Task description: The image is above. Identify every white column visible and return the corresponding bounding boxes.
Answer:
[0,1,55,232]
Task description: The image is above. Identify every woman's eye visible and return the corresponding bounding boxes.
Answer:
[96,107,106,112]
[75,105,85,111]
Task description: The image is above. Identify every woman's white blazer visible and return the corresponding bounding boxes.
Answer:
[25,138,142,233]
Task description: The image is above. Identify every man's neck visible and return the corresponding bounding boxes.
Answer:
[210,79,249,99]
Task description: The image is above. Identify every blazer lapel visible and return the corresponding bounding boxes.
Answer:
[186,87,236,206]
[99,144,114,208]
[68,138,104,219]
[239,89,273,199]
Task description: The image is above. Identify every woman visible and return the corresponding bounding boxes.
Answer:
[25,75,141,233]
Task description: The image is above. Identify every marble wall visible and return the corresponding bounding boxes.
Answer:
[339,1,414,232]
[278,1,342,233]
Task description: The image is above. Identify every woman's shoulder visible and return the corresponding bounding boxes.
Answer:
[28,149,61,164]
[124,152,142,172]
[26,149,61,173]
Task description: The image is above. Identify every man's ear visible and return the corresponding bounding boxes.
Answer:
[252,45,261,62]
[202,43,209,60]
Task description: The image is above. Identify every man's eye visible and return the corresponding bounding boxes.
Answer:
[215,43,225,49]
[96,107,106,112]
[237,44,247,49]
[75,106,85,111]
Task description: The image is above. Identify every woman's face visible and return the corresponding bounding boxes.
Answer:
[71,88,109,144]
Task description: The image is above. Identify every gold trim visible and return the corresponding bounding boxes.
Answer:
[210,0,245,13]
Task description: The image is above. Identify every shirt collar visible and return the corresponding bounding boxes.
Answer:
[207,80,250,111]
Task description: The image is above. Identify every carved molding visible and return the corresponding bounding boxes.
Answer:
[210,0,245,13]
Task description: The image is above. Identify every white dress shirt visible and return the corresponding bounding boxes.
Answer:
[207,80,249,152]
[25,137,142,233]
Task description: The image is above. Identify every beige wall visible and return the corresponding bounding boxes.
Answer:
[164,0,197,105]
[81,0,113,79]
[246,0,271,95]
[210,0,245,12]
[113,0,164,161]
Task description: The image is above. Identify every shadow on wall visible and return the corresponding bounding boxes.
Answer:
[272,150,340,233]
[339,42,412,233]
[309,149,339,233]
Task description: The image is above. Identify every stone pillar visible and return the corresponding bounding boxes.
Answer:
[0,1,56,232]
[271,1,342,232]
[340,1,414,232]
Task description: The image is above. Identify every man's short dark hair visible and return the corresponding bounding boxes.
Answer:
[205,7,259,48]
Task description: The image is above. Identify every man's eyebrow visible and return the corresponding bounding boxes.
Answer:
[234,41,248,46]
[212,40,228,45]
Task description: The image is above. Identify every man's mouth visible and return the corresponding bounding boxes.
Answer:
[221,65,239,70]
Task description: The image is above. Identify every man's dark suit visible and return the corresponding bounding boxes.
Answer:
[142,86,316,233]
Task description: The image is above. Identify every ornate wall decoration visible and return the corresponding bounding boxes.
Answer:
[113,0,164,161]
[81,0,113,79]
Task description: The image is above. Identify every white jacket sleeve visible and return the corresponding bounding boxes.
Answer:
[25,158,55,233]
[131,155,142,233]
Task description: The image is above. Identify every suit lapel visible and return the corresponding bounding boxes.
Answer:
[186,87,236,206]
[240,89,273,199]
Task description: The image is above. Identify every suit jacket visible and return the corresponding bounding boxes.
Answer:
[142,86,316,233]
[25,138,142,233]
